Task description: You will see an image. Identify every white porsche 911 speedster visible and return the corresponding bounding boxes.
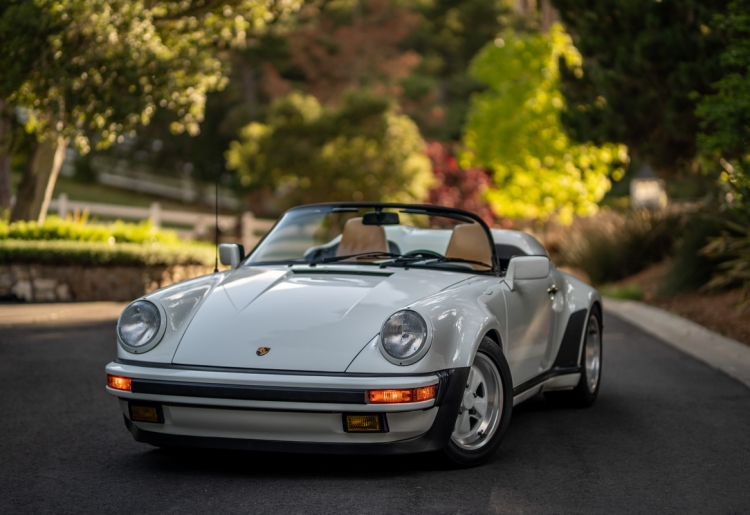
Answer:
[106,203,602,466]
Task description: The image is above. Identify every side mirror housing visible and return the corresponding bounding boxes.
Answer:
[505,256,550,291]
[219,243,245,269]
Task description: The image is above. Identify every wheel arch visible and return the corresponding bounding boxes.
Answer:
[483,328,502,348]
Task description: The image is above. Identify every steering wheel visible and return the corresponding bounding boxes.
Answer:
[403,250,443,260]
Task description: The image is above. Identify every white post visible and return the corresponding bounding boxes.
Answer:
[149,202,161,227]
[58,193,68,219]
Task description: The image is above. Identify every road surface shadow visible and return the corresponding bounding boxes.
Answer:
[122,394,565,478]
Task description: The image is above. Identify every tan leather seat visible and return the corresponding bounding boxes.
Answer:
[445,224,492,269]
[336,217,388,259]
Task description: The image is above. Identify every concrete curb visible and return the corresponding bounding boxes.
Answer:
[604,298,750,389]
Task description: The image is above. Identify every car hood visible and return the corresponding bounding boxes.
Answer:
[171,266,469,372]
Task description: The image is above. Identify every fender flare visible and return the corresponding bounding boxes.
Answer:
[552,300,601,368]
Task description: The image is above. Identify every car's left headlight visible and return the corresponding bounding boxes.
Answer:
[380,310,431,365]
[118,300,163,353]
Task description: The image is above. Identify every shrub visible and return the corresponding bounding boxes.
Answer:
[660,215,722,295]
[425,141,496,226]
[0,240,214,267]
[558,210,681,285]
[0,216,181,245]
[701,220,750,312]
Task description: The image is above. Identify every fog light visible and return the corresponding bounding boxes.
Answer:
[344,414,385,432]
[107,374,131,392]
[129,403,163,424]
[368,385,436,404]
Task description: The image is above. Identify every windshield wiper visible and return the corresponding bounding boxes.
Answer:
[377,255,492,270]
[309,252,402,266]
[380,255,491,269]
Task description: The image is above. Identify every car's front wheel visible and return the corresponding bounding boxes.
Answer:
[443,337,513,467]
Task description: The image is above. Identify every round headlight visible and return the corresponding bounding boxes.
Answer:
[380,310,430,365]
[118,300,162,351]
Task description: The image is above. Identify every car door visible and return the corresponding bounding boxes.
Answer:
[500,267,556,386]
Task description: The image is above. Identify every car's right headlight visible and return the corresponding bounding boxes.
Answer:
[118,300,163,353]
[380,310,431,365]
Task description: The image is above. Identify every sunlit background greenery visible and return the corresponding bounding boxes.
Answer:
[0,0,749,309]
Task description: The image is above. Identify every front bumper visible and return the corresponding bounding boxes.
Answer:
[106,361,469,454]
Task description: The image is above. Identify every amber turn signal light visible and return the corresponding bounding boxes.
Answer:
[107,374,132,392]
[368,384,436,404]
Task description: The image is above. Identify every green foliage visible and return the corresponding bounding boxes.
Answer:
[0,0,299,152]
[551,0,729,174]
[697,0,750,171]
[0,216,181,245]
[404,0,512,139]
[559,211,680,285]
[463,24,628,224]
[599,284,645,301]
[0,239,213,267]
[692,0,750,309]
[702,221,750,311]
[661,215,722,295]
[227,91,433,208]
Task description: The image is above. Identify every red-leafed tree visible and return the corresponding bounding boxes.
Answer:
[426,141,496,226]
[262,0,423,105]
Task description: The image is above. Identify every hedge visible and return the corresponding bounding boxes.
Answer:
[0,239,215,267]
[0,216,181,245]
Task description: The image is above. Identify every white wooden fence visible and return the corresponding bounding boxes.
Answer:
[48,193,275,249]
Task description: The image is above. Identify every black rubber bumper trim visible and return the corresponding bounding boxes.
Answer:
[131,379,366,404]
[552,308,588,368]
[124,367,470,455]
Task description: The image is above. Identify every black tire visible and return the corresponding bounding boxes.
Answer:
[443,337,514,467]
[545,306,603,408]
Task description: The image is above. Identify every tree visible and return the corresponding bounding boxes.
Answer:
[402,0,513,140]
[425,141,495,226]
[226,91,433,209]
[695,0,750,309]
[0,0,53,212]
[0,0,297,222]
[697,0,750,196]
[463,24,628,224]
[551,0,729,176]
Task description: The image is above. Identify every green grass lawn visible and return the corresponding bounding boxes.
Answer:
[11,172,237,215]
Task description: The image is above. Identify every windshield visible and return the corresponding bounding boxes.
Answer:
[246,204,495,273]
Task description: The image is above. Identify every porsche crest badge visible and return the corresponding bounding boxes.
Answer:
[256,347,271,356]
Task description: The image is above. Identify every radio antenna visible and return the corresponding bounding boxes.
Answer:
[213,178,219,273]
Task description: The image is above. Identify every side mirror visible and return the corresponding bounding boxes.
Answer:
[505,256,550,291]
[219,243,245,269]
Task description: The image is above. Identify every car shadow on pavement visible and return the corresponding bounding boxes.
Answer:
[135,445,455,477]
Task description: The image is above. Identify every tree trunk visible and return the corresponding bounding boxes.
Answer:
[239,60,258,120]
[0,100,12,213]
[10,134,69,223]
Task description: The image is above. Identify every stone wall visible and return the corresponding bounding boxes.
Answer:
[0,264,213,302]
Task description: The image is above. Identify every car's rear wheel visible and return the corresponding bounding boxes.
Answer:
[545,307,602,408]
[443,337,513,467]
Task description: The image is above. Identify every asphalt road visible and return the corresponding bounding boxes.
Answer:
[1,308,749,514]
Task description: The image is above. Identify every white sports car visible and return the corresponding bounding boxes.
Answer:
[106,203,602,466]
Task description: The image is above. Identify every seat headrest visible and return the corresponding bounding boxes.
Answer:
[444,224,492,270]
[336,217,388,258]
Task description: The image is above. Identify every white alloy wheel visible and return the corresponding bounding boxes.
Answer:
[584,314,602,393]
[451,351,503,451]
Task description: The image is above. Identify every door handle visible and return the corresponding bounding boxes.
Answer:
[547,285,559,296]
